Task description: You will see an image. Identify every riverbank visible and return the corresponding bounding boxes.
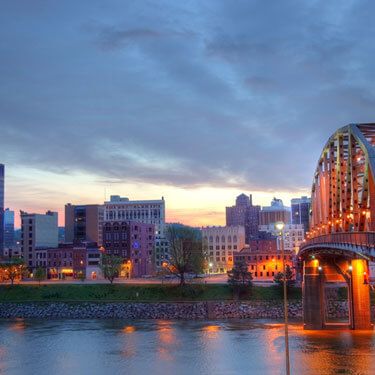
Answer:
[0,299,360,320]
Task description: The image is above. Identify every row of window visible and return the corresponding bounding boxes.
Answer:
[204,235,238,243]
[208,245,237,250]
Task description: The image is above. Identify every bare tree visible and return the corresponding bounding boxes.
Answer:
[165,224,204,286]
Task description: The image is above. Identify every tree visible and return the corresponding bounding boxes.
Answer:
[166,224,204,286]
[77,271,86,282]
[100,254,123,284]
[273,265,294,289]
[227,261,253,298]
[0,258,24,285]
[34,267,46,285]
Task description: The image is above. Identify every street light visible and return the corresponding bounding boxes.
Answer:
[275,221,290,375]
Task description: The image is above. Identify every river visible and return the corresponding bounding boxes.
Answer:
[0,319,374,375]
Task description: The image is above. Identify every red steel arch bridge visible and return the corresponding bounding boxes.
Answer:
[298,123,375,330]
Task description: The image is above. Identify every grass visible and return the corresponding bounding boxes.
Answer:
[0,284,303,303]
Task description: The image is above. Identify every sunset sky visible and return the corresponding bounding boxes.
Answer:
[2,1,375,227]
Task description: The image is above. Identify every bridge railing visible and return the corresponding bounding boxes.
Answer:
[302,232,375,250]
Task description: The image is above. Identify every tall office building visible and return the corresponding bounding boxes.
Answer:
[291,196,311,233]
[226,193,261,243]
[104,195,166,270]
[21,211,58,271]
[65,204,104,245]
[4,208,15,248]
[259,198,291,226]
[0,164,4,256]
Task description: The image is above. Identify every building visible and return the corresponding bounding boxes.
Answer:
[21,211,58,271]
[4,208,15,249]
[0,164,4,256]
[65,204,104,245]
[291,196,311,233]
[202,225,246,273]
[259,198,291,226]
[234,244,294,281]
[258,223,305,254]
[102,221,154,278]
[46,242,102,280]
[226,193,261,243]
[104,195,166,270]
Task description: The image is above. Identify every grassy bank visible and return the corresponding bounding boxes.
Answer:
[0,284,303,302]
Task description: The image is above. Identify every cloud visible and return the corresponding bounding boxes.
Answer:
[1,0,375,198]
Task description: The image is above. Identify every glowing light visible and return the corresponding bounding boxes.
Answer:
[348,265,353,271]
[122,326,136,334]
[275,221,285,231]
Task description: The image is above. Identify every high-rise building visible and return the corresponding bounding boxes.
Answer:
[65,204,104,245]
[0,164,4,256]
[259,198,291,226]
[291,196,311,233]
[4,208,15,248]
[104,195,166,270]
[202,225,246,273]
[226,193,260,243]
[102,221,154,277]
[21,211,58,271]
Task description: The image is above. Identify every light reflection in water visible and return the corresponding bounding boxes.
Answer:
[0,320,374,375]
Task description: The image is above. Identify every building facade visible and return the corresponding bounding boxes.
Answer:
[46,243,102,280]
[259,198,291,226]
[202,225,246,273]
[234,245,294,281]
[4,208,15,249]
[258,223,305,254]
[21,211,58,271]
[102,221,155,278]
[0,164,4,256]
[291,196,311,233]
[65,204,104,245]
[226,193,261,243]
[104,195,166,270]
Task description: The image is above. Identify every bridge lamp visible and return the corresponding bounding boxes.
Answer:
[318,266,322,272]
[348,265,353,272]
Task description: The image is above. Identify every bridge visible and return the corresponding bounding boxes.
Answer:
[298,123,375,330]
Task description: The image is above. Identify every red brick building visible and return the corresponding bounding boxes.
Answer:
[234,238,294,281]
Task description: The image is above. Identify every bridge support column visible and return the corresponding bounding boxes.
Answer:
[303,259,324,329]
[350,259,372,330]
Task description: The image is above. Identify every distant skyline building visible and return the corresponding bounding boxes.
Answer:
[226,193,260,243]
[259,197,291,226]
[0,164,4,256]
[21,210,58,271]
[202,225,246,274]
[4,208,15,249]
[104,195,167,269]
[258,223,305,254]
[65,204,104,245]
[291,196,311,233]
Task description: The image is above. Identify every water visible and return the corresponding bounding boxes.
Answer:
[0,319,374,375]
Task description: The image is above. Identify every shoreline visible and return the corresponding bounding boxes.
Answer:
[0,300,356,320]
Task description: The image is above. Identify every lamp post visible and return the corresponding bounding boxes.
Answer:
[275,221,290,375]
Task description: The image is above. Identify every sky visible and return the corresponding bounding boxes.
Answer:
[1,0,375,227]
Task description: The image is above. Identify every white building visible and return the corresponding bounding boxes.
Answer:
[202,226,246,274]
[258,223,304,254]
[21,211,58,271]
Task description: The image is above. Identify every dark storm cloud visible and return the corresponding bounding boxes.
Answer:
[1,0,375,192]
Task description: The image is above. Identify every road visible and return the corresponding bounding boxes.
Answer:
[3,274,277,286]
